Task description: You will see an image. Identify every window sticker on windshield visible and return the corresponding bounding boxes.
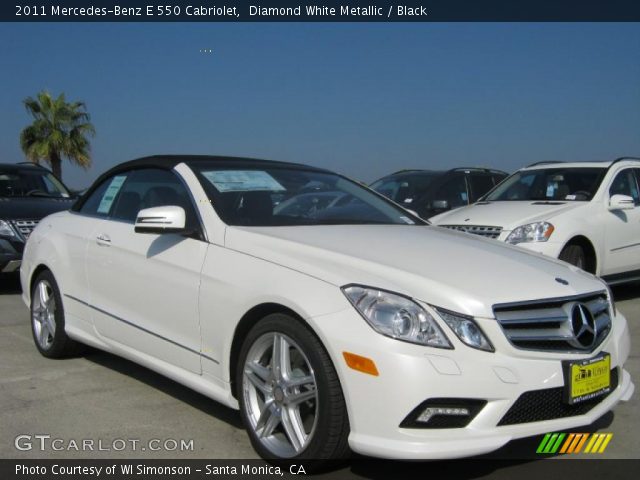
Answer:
[202,170,286,192]
[546,184,556,197]
[461,192,468,202]
[404,198,413,203]
[399,216,415,225]
[97,175,127,214]
[565,194,576,200]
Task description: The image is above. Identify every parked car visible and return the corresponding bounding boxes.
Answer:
[371,167,508,219]
[21,155,633,462]
[431,158,640,285]
[0,162,75,274]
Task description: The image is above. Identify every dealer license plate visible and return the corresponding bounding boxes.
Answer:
[563,353,611,405]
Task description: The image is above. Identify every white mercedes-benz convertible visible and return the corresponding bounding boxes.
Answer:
[20,155,634,461]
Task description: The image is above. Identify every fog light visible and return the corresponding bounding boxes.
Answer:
[400,398,487,429]
[417,407,470,423]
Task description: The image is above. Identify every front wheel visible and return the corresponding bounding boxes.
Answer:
[30,270,84,358]
[236,313,350,461]
[559,244,587,271]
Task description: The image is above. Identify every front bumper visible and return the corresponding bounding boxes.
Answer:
[310,306,634,459]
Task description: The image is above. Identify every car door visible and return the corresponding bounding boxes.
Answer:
[602,168,640,276]
[56,179,116,328]
[85,168,207,373]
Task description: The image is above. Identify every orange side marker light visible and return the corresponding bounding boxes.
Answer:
[343,352,379,376]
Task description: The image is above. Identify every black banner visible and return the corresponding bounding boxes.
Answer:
[4,0,640,22]
[3,459,640,480]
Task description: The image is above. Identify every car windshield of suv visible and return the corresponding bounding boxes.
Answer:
[191,165,424,226]
[370,172,439,205]
[484,167,606,202]
[0,168,71,198]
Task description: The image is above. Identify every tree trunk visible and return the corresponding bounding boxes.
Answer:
[49,153,62,179]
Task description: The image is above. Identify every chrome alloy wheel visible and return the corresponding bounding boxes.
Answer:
[242,332,318,457]
[32,280,57,350]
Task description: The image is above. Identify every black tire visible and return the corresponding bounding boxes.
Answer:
[236,313,350,462]
[30,270,84,358]
[559,244,587,270]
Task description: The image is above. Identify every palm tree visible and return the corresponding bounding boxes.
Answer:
[20,91,95,179]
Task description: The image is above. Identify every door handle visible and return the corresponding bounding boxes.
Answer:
[96,233,111,246]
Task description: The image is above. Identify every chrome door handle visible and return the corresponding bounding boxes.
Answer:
[96,233,111,246]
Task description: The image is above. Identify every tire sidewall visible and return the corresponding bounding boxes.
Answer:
[560,244,586,269]
[236,313,342,460]
[30,271,67,358]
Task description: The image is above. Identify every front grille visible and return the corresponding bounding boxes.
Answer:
[493,292,612,353]
[498,368,618,426]
[11,219,39,239]
[440,225,502,239]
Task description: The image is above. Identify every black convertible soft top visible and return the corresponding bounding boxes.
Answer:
[72,154,331,212]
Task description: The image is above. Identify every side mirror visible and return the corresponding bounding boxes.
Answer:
[134,206,187,234]
[608,194,635,211]
[432,199,449,210]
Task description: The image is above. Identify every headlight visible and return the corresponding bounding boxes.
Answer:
[506,221,554,244]
[437,309,494,352]
[342,285,452,349]
[0,220,16,237]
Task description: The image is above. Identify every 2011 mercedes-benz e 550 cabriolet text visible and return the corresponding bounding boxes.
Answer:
[21,156,634,461]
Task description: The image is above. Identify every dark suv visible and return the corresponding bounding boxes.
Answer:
[0,163,76,274]
[371,167,508,219]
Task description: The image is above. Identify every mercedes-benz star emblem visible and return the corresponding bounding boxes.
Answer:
[570,303,597,349]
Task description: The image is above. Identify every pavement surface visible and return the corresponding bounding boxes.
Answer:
[0,273,638,467]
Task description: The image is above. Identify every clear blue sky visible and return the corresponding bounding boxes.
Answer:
[0,23,639,188]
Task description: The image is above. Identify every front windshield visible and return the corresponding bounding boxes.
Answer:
[0,168,71,198]
[190,164,424,226]
[371,172,438,205]
[484,167,606,202]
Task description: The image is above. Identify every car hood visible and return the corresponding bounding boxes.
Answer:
[430,201,586,230]
[224,224,605,318]
[0,197,75,220]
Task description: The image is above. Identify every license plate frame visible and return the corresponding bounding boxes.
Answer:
[562,353,611,405]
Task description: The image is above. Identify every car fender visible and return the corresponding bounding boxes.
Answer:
[544,206,604,273]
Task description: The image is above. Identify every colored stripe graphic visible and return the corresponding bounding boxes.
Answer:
[584,434,599,453]
[536,433,565,453]
[560,433,586,453]
[598,434,613,453]
[537,433,552,453]
[573,433,589,453]
[559,433,575,453]
[538,433,613,454]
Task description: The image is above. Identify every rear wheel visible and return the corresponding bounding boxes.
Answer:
[559,243,586,270]
[236,313,350,462]
[30,270,84,358]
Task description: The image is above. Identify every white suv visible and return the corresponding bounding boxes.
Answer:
[432,158,640,285]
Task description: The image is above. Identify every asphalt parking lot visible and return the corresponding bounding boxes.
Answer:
[0,273,638,466]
